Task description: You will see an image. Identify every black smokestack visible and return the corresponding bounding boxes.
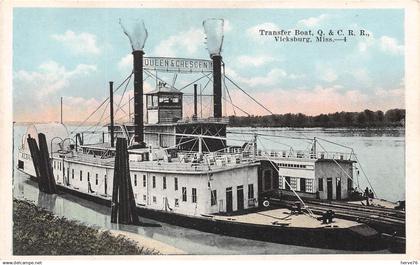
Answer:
[109,81,115,148]
[193,84,198,120]
[212,55,222,118]
[133,50,145,148]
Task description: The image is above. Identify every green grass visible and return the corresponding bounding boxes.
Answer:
[13,199,159,255]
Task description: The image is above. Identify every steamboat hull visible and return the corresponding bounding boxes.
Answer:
[24,172,384,252]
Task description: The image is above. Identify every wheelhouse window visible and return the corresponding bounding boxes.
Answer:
[152,176,156,188]
[163,176,166,189]
[134,174,137,186]
[143,175,146,187]
[174,177,178,190]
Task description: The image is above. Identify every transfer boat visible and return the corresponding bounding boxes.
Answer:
[16,18,386,251]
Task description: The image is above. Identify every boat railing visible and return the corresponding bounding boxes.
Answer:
[256,149,354,161]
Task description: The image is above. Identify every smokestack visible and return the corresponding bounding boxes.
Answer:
[212,55,222,118]
[193,84,198,120]
[109,81,115,148]
[203,19,224,119]
[133,50,145,146]
[120,19,148,148]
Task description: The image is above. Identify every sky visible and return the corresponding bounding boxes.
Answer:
[13,8,404,123]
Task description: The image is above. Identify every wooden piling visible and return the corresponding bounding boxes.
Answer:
[27,136,45,192]
[26,134,57,194]
[38,133,57,194]
[111,137,140,225]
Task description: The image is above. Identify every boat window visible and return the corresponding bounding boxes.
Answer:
[80,170,83,181]
[152,176,156,188]
[163,176,167,189]
[87,172,90,182]
[285,176,291,190]
[134,174,137,186]
[306,179,314,193]
[95,174,98,185]
[175,198,179,207]
[153,196,156,203]
[182,187,187,202]
[72,169,74,179]
[263,169,272,190]
[192,188,197,203]
[248,184,254,199]
[318,178,323,191]
[143,195,146,201]
[290,177,298,190]
[143,175,146,187]
[174,177,178,191]
[211,190,217,206]
[300,178,306,192]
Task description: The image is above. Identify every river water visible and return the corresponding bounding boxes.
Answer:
[13,124,403,254]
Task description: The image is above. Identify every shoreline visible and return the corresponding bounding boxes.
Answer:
[13,199,184,255]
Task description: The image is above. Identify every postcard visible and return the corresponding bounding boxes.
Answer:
[0,0,419,264]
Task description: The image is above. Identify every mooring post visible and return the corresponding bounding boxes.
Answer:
[111,137,140,225]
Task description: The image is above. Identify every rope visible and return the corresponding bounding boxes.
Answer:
[179,72,213,91]
[115,72,133,116]
[222,97,250,116]
[354,154,378,198]
[225,75,274,115]
[70,72,133,135]
[257,138,315,218]
[316,141,354,182]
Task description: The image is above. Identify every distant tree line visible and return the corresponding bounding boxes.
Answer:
[228,109,405,128]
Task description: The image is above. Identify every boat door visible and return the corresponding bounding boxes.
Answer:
[327,178,333,200]
[336,177,341,200]
[237,185,244,211]
[226,187,233,213]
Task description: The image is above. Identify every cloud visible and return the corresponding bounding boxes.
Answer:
[379,36,404,55]
[226,67,303,87]
[14,60,96,98]
[356,33,403,56]
[316,64,337,82]
[153,28,205,57]
[350,68,372,85]
[236,54,280,67]
[246,22,279,41]
[51,30,101,55]
[13,61,97,122]
[224,19,233,32]
[297,14,328,27]
[118,54,132,73]
[224,85,404,116]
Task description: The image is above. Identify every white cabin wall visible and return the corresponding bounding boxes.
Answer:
[315,160,353,200]
[208,165,259,214]
[130,171,208,216]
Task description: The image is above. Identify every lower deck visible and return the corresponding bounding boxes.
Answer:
[212,208,358,229]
